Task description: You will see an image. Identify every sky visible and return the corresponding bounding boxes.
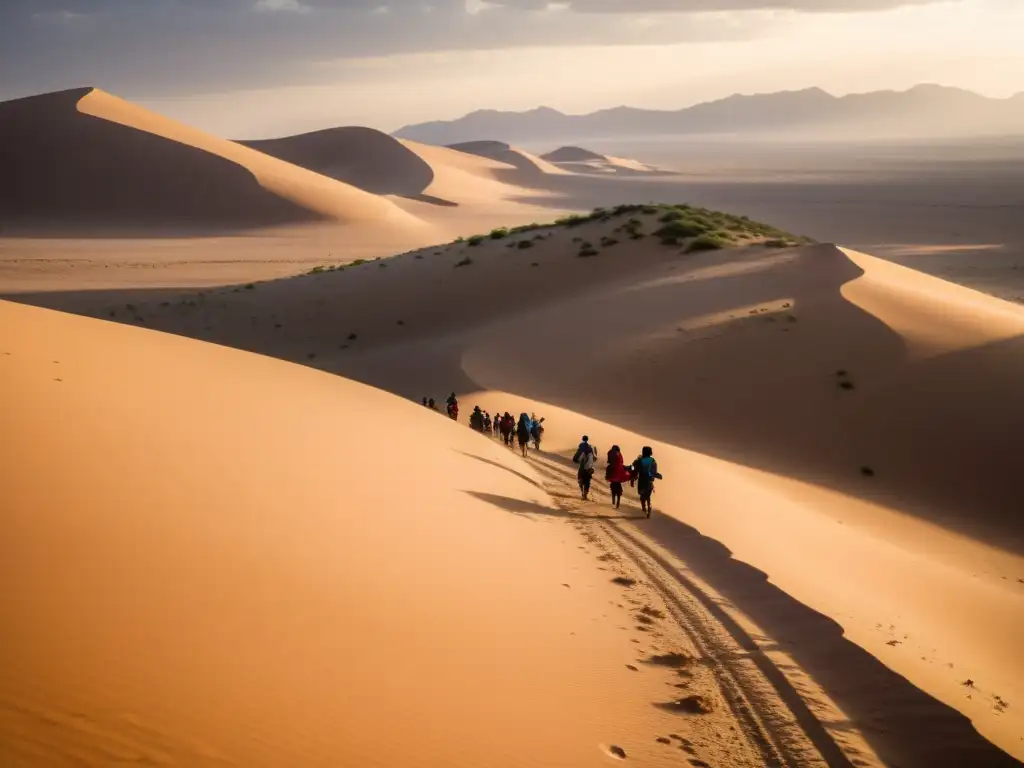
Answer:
[2,0,1023,137]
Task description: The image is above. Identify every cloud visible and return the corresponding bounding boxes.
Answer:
[0,0,955,101]
[254,0,311,12]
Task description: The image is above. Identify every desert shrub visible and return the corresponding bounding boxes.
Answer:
[659,209,685,223]
[489,227,509,239]
[763,238,794,248]
[351,258,367,266]
[578,246,599,258]
[454,236,465,243]
[641,205,660,215]
[517,240,533,249]
[685,234,729,253]
[467,235,485,246]
[656,219,708,241]
[600,236,619,247]
[455,256,473,267]
[555,214,588,227]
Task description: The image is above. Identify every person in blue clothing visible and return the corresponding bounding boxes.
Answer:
[516,413,532,457]
[630,446,662,518]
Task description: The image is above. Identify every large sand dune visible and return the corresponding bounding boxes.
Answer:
[35,206,1024,765]
[4,298,813,767]
[240,128,532,210]
[0,88,424,235]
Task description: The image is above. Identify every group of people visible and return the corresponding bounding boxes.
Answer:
[572,436,662,518]
[472,408,545,457]
[422,393,661,517]
[421,393,459,420]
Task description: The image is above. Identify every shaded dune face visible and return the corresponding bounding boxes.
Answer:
[541,146,607,163]
[0,89,320,233]
[242,127,435,199]
[447,140,554,176]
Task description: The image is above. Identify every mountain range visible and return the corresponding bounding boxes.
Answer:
[392,85,1024,145]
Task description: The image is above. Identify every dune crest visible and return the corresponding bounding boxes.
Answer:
[0,88,426,234]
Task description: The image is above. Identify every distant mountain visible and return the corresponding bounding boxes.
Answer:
[393,85,1024,145]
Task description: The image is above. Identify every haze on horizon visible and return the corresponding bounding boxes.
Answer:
[2,0,1022,138]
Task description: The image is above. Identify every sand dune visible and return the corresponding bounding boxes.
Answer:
[35,204,1024,765]
[4,298,801,767]
[541,145,674,176]
[0,88,425,235]
[447,140,570,177]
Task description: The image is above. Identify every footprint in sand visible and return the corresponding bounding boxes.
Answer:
[657,695,713,715]
[605,744,627,759]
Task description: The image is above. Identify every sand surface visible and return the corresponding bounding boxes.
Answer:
[4,299,824,768]
[3,91,1024,766]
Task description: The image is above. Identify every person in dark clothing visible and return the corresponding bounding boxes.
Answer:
[499,412,515,445]
[630,446,661,518]
[516,413,532,457]
[605,445,632,509]
[469,406,485,432]
[572,435,597,501]
[427,398,438,410]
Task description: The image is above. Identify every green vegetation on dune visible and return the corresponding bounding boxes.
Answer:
[454,203,806,252]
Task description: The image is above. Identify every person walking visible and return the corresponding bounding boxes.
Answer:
[516,413,532,457]
[605,445,632,509]
[572,435,597,501]
[630,446,661,518]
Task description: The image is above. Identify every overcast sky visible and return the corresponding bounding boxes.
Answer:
[2,0,1022,136]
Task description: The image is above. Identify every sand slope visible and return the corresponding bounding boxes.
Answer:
[7,208,1024,764]
[2,298,769,767]
[0,88,424,234]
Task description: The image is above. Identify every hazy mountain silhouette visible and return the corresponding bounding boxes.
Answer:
[393,85,1024,145]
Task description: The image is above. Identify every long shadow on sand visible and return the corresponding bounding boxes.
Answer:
[640,509,1023,768]
[524,452,1022,768]
[466,490,635,521]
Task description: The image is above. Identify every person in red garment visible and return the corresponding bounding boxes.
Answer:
[605,445,632,510]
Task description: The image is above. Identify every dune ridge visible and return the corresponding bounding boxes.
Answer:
[0,88,426,235]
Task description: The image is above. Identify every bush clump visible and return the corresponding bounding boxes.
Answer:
[685,234,730,253]
[489,227,509,239]
[516,240,534,249]
[467,235,485,246]
[655,219,709,243]
[455,256,473,267]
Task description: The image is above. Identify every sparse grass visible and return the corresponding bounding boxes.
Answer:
[516,239,534,249]
[455,256,473,268]
[685,234,730,253]
[467,234,485,246]
[656,219,709,243]
[489,227,509,239]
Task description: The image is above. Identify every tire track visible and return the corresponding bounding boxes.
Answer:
[525,452,853,768]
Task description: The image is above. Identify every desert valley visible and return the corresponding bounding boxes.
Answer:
[3,34,1024,768]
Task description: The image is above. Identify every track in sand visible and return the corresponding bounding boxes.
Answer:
[498,448,882,768]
